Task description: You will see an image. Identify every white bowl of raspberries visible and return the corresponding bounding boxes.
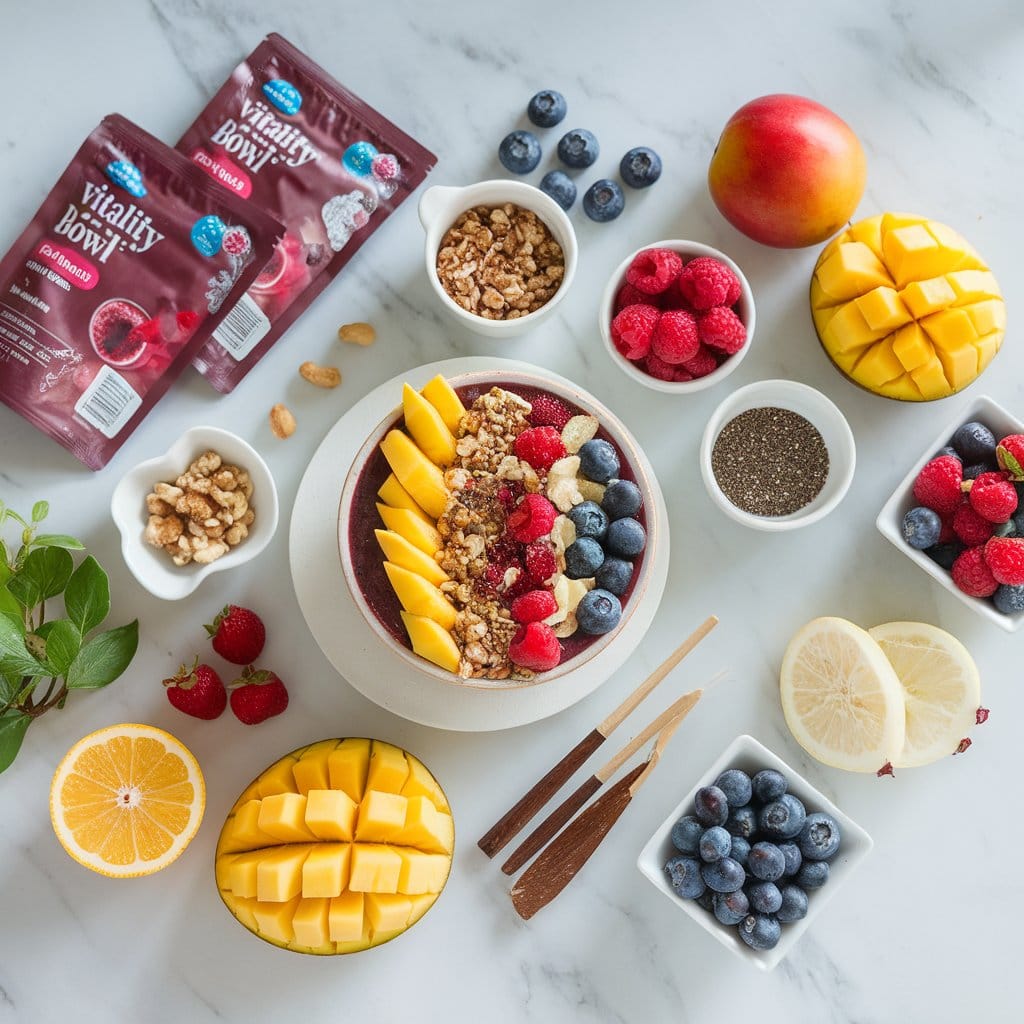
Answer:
[876,394,1024,633]
[600,241,755,392]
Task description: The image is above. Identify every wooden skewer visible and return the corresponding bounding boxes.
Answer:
[509,712,687,920]
[477,614,718,858]
[501,685,709,876]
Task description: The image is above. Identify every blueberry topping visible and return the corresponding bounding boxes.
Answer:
[595,557,633,596]
[994,584,1024,615]
[751,769,787,803]
[695,888,716,912]
[746,881,783,915]
[725,805,758,840]
[729,835,751,868]
[738,913,782,951]
[693,785,729,827]
[795,860,830,889]
[527,89,567,128]
[798,812,841,860]
[701,856,746,893]
[670,814,703,855]
[578,439,620,483]
[567,500,609,541]
[747,842,786,882]
[564,537,605,579]
[557,128,599,168]
[951,421,997,463]
[759,794,806,839]
[902,506,942,550]
[993,520,1018,539]
[575,588,622,635]
[498,130,542,174]
[582,179,624,222]
[935,445,962,463]
[539,170,576,211]
[619,146,662,189]
[963,462,991,481]
[665,855,705,899]
[601,479,643,520]
[605,518,646,558]
[713,889,749,926]
[926,542,963,570]
[776,884,809,923]
[699,826,733,863]
[778,842,803,877]
[714,769,753,808]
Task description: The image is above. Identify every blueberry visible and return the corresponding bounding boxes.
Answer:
[776,884,809,923]
[695,888,716,912]
[527,89,567,128]
[795,860,830,890]
[595,557,633,596]
[539,170,576,211]
[752,769,787,803]
[601,479,643,520]
[902,506,942,550]
[729,835,751,868]
[670,814,703,854]
[605,518,646,558]
[567,500,609,540]
[935,445,962,463]
[564,537,605,579]
[699,826,732,863]
[713,889,749,926]
[693,785,729,826]
[714,769,753,808]
[963,462,991,481]
[701,857,745,893]
[724,805,757,840]
[557,128,599,168]
[746,881,783,914]
[927,542,964,570]
[664,855,705,899]
[799,812,841,860]
[759,794,806,839]
[778,842,803,877]
[582,179,624,222]
[994,584,1024,615]
[738,913,782,951]
[951,421,997,463]
[993,519,1018,539]
[575,588,622,635]
[578,439,620,483]
[498,130,542,174]
[619,146,662,189]
[747,842,786,882]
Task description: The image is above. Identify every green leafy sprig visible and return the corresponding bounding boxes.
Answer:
[0,500,138,774]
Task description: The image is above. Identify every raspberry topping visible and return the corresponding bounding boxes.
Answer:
[677,256,742,310]
[681,345,719,379]
[968,471,1018,523]
[528,395,573,431]
[524,541,557,584]
[951,546,999,598]
[614,282,651,314]
[983,536,1024,586]
[697,306,747,355]
[625,248,684,295]
[508,621,562,671]
[913,456,964,516]
[650,309,700,364]
[513,426,567,471]
[506,493,558,543]
[176,310,200,335]
[510,589,559,624]
[644,352,690,382]
[611,303,660,360]
[952,503,995,547]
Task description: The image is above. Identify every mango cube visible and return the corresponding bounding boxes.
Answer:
[356,791,408,842]
[898,276,957,319]
[854,287,911,332]
[396,849,451,895]
[301,843,350,898]
[227,851,264,899]
[821,301,886,354]
[254,758,299,798]
[379,430,449,519]
[403,383,458,466]
[421,374,466,434]
[367,742,409,793]
[348,844,403,894]
[291,742,334,795]
[920,308,977,350]
[228,896,260,933]
[892,322,933,372]
[815,242,893,299]
[256,845,312,902]
[965,299,1006,338]
[291,898,331,949]
[252,895,301,944]
[402,755,450,812]
[258,793,317,843]
[883,225,947,286]
[375,529,449,587]
[376,504,442,556]
[304,788,357,841]
[400,612,461,673]
[220,799,278,853]
[329,891,366,943]
[384,562,457,630]
[396,796,454,856]
[327,738,371,803]
[365,893,413,933]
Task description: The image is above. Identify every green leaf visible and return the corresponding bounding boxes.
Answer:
[31,501,49,523]
[66,620,138,690]
[0,672,18,703]
[0,712,31,774]
[44,619,81,676]
[0,614,48,677]
[64,556,110,635]
[0,582,20,623]
[6,546,73,609]
[31,534,85,551]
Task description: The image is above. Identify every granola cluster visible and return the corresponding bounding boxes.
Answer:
[435,204,564,320]
[144,450,255,566]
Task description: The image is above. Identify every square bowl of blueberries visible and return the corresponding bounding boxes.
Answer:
[636,734,872,971]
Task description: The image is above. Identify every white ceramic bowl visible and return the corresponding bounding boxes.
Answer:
[111,426,279,601]
[599,240,755,393]
[699,380,856,531]
[876,394,1024,632]
[637,734,873,972]
[418,180,578,339]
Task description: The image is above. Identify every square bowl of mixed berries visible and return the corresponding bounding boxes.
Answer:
[600,241,755,392]
[876,394,1024,632]
[636,734,872,971]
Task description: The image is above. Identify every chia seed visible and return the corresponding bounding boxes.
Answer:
[711,407,829,517]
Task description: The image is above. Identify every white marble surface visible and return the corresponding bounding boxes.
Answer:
[1,1,1021,1020]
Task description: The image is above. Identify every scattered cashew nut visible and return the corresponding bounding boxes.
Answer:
[337,321,376,346]
[299,361,342,388]
[270,403,297,439]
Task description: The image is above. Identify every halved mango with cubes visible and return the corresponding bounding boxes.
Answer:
[216,739,453,955]
[811,213,1005,400]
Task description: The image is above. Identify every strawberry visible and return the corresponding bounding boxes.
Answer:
[229,667,289,725]
[205,605,266,665]
[163,659,226,720]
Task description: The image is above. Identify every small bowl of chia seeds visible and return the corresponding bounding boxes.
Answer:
[699,380,856,531]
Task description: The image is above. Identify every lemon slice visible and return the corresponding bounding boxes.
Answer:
[50,723,205,878]
[780,617,906,772]
[868,622,981,768]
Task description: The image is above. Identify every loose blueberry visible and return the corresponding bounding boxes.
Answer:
[539,169,576,211]
[665,855,705,899]
[595,557,633,596]
[557,128,599,168]
[799,812,841,860]
[994,584,1024,615]
[714,769,753,808]
[567,500,609,540]
[670,815,703,854]
[902,506,942,550]
[701,856,745,893]
[795,860,830,889]
[776,884,809,923]
[778,842,803,877]
[605,518,646,558]
[738,913,782,951]
[575,588,622,635]
[963,462,991,481]
[759,794,806,839]
[746,881,783,914]
[752,769,787,803]
[747,842,786,882]
[498,130,542,174]
[935,445,962,463]
[601,479,643,520]
[564,537,605,579]
[951,421,997,463]
[582,179,624,222]
[693,785,729,827]
[578,439,620,483]
[926,542,964,570]
[729,835,751,868]
[699,826,732,863]
[695,888,716,912]
[713,889,750,926]
[527,89,567,128]
[619,146,662,189]
[725,805,757,840]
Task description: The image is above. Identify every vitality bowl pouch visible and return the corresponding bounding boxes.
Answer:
[176,32,436,393]
[0,114,281,470]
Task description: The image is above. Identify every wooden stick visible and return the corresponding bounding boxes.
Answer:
[477,614,718,858]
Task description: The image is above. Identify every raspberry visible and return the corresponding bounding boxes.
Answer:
[506,493,558,543]
[610,303,660,360]
[510,589,559,624]
[681,345,719,379]
[625,248,684,295]
[952,503,995,547]
[912,456,963,516]
[508,621,562,672]
[650,310,699,365]
[938,517,957,545]
[968,471,1018,523]
[644,352,691,382]
[951,546,999,597]
[176,310,200,335]
[524,542,557,584]
[997,434,1024,478]
[125,318,163,349]
[528,395,573,431]
[677,256,742,310]
[513,426,566,471]
[983,537,1024,586]
[496,480,525,510]
[614,282,650,313]
[698,306,747,355]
